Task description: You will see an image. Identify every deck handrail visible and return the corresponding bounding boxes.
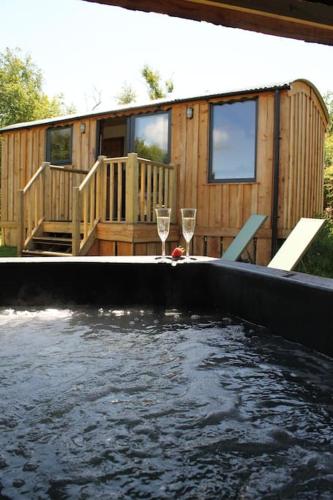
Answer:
[78,157,104,191]
[17,162,50,255]
[18,161,89,255]
[22,162,48,194]
[136,157,175,169]
[49,165,90,175]
[72,155,106,255]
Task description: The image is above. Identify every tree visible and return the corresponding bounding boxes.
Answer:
[141,65,174,100]
[116,82,137,105]
[134,138,167,163]
[324,92,333,168]
[0,48,75,128]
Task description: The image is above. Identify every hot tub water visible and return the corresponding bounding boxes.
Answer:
[0,307,333,499]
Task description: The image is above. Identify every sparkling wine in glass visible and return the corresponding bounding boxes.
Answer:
[181,208,197,259]
[155,208,171,260]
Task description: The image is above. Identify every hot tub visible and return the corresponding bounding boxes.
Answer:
[0,257,332,498]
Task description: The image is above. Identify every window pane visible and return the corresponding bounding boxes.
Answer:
[210,100,256,181]
[47,127,72,164]
[134,113,169,163]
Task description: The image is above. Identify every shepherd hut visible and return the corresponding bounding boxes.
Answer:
[0,79,328,264]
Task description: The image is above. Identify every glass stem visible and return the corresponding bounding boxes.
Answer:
[186,241,190,257]
[162,240,166,258]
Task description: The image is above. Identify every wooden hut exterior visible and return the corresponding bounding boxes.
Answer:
[0,79,328,264]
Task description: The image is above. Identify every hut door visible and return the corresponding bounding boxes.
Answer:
[102,137,124,158]
[98,118,127,159]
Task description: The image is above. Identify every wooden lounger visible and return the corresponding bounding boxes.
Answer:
[268,217,325,271]
[221,214,267,261]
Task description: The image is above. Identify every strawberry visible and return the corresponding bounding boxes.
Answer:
[171,246,185,258]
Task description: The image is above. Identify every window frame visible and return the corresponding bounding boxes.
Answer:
[208,98,258,184]
[130,110,171,164]
[46,125,73,165]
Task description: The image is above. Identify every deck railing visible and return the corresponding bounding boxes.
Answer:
[17,163,88,255]
[72,153,177,255]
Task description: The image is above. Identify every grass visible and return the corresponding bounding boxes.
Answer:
[296,216,333,278]
[0,245,17,257]
[0,229,17,257]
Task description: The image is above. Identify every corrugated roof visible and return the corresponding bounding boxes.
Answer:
[0,81,292,133]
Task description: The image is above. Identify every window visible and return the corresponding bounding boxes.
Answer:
[209,99,257,182]
[46,126,73,165]
[132,112,170,163]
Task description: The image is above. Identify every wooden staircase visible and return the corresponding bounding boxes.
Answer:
[21,231,73,257]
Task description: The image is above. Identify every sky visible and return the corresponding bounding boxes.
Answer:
[1,0,332,114]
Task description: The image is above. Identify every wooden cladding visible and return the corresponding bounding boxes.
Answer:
[278,81,327,231]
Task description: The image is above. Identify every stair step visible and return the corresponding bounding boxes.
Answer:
[22,250,73,257]
[33,236,72,244]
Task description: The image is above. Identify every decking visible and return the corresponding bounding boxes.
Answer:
[17,154,178,257]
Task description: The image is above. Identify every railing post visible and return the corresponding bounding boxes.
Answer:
[72,187,81,256]
[97,155,106,220]
[43,162,51,220]
[170,166,177,224]
[17,189,24,256]
[126,153,139,223]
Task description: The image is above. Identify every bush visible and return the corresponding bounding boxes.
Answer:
[296,216,333,278]
[324,165,333,210]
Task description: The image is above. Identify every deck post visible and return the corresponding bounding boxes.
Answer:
[126,153,139,223]
[17,189,24,256]
[72,187,81,256]
[97,156,106,220]
[170,166,177,224]
[43,162,51,220]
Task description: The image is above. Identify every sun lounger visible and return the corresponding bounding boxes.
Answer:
[268,217,325,271]
[221,214,267,261]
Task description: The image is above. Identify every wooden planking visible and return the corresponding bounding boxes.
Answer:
[87,240,100,256]
[256,93,274,226]
[281,81,327,239]
[278,88,291,232]
[184,103,200,209]
[1,134,8,226]
[171,103,187,216]
[98,240,116,256]
[197,102,210,229]
[117,242,133,256]
[207,236,221,258]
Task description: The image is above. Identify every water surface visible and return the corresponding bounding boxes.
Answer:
[0,307,333,499]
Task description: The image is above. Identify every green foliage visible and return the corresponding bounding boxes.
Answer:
[141,65,174,100]
[0,245,17,257]
[325,134,333,169]
[116,83,137,105]
[296,216,333,278]
[0,48,75,128]
[324,165,333,209]
[134,138,167,163]
[323,92,333,169]
[323,91,333,135]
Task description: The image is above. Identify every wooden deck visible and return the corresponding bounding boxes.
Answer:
[17,154,178,257]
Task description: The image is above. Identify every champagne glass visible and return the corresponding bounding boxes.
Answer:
[181,208,197,259]
[155,207,171,260]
